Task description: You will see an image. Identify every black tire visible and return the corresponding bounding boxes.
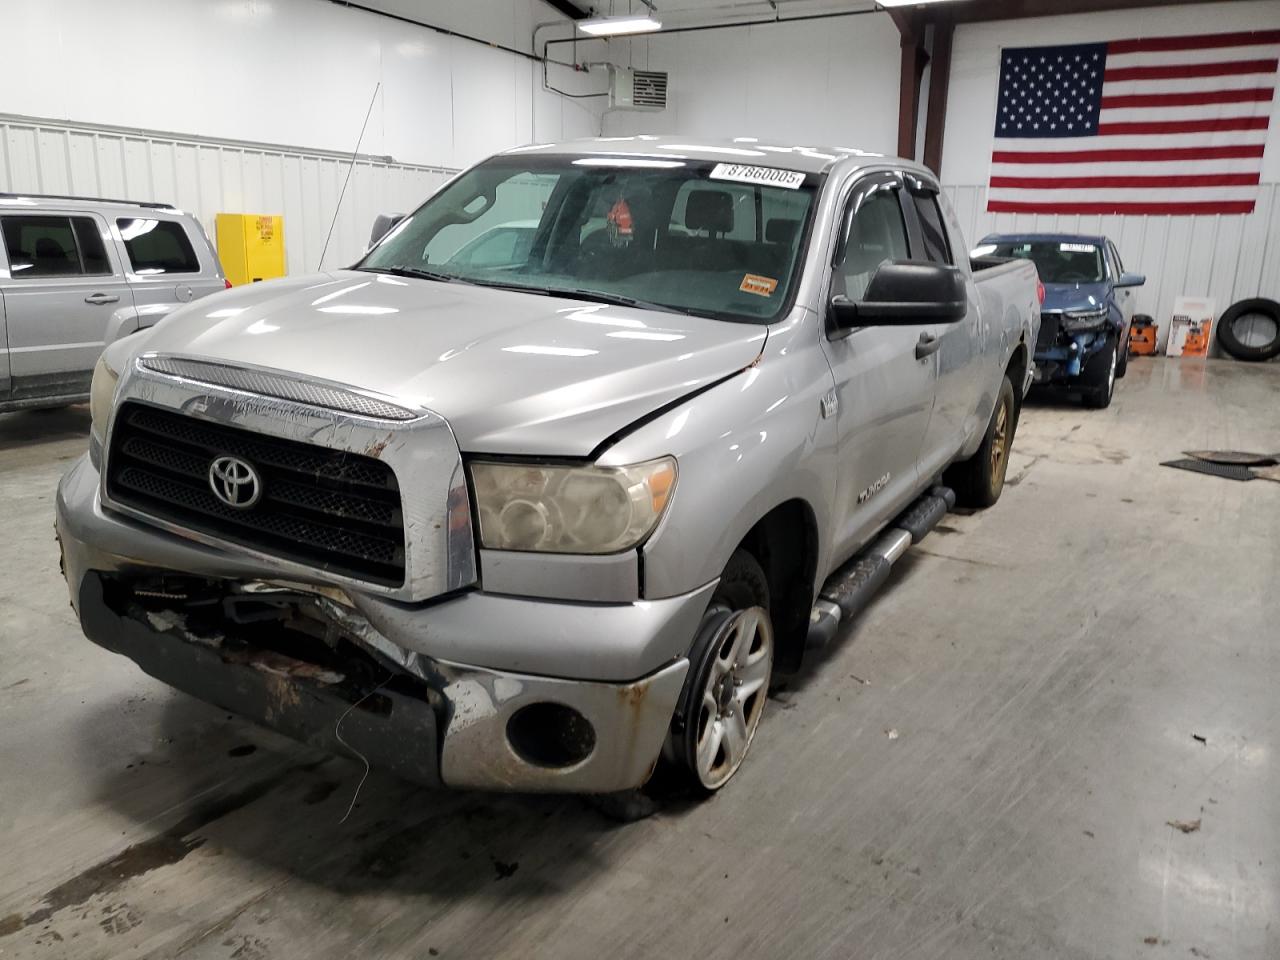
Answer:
[670,550,773,795]
[945,375,1016,509]
[1217,298,1280,362]
[1116,328,1129,378]
[1081,336,1118,409]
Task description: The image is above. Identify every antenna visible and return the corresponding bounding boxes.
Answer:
[318,82,381,271]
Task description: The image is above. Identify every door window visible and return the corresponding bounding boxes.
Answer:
[839,186,910,300]
[910,194,953,265]
[116,218,200,274]
[72,219,112,275]
[2,215,112,278]
[1106,241,1124,279]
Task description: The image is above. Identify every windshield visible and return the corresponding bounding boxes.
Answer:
[985,241,1105,284]
[358,155,818,323]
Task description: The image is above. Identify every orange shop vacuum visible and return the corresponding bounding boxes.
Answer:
[1128,315,1158,356]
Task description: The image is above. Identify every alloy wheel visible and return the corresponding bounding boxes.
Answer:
[692,606,773,790]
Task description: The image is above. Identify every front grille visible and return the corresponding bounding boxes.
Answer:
[106,403,405,586]
[1037,312,1062,351]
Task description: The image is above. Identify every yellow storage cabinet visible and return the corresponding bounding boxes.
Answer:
[216,213,286,286]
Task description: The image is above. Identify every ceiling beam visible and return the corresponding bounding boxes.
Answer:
[934,0,1248,25]
[540,0,587,19]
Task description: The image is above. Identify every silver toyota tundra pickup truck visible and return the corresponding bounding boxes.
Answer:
[56,138,1040,799]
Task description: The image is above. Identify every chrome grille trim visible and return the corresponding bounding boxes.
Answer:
[138,355,419,421]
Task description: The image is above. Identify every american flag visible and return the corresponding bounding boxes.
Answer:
[987,29,1280,216]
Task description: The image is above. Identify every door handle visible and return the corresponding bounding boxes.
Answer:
[915,332,941,359]
[84,293,120,305]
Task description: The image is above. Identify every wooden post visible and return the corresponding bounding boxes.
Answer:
[892,9,927,161]
[922,19,954,176]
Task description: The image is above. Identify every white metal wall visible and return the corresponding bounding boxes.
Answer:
[600,13,901,152]
[945,184,1280,344]
[0,114,456,275]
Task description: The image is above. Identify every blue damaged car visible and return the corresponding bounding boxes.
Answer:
[975,234,1145,408]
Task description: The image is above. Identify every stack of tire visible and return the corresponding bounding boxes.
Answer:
[1218,298,1280,362]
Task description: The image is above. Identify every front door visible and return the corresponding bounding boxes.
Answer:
[821,173,937,565]
[1107,240,1136,325]
[0,212,135,401]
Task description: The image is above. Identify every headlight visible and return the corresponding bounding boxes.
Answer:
[1062,307,1108,331]
[471,457,676,553]
[89,354,121,436]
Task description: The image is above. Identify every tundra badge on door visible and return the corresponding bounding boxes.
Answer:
[858,472,891,504]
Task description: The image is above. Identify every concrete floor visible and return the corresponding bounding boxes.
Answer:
[0,356,1277,960]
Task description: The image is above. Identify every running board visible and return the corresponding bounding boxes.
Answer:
[806,485,955,649]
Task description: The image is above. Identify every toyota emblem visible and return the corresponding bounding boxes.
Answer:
[208,455,262,509]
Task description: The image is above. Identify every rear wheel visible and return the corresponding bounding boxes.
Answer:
[671,550,774,794]
[945,375,1016,509]
[1081,337,1117,409]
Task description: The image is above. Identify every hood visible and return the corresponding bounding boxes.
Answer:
[137,271,767,456]
[1041,281,1109,314]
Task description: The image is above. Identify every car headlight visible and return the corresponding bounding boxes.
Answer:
[471,457,676,553]
[89,354,121,436]
[1062,307,1108,331]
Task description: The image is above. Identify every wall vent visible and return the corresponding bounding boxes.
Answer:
[609,68,668,111]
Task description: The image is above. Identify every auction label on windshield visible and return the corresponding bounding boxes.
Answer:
[710,163,806,190]
[740,274,778,297]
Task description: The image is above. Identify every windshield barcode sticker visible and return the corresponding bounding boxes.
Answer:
[710,163,806,190]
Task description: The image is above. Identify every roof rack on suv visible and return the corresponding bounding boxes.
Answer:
[0,192,175,210]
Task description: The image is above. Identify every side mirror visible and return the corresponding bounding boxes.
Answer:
[830,261,968,330]
[1116,272,1146,288]
[368,212,405,249]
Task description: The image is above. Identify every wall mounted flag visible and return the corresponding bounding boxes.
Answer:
[988,29,1279,216]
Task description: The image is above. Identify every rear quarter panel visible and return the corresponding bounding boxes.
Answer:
[964,259,1040,459]
[112,214,227,332]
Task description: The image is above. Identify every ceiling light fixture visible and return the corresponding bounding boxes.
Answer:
[577,14,663,37]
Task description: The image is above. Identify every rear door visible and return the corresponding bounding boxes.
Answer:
[0,281,9,405]
[904,183,982,472]
[821,172,937,564]
[114,215,223,328]
[0,212,135,401]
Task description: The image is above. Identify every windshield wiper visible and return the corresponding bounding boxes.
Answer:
[554,288,694,315]
[360,265,460,283]
[459,276,552,296]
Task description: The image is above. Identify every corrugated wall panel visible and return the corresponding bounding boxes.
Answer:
[945,183,1280,351]
[0,114,456,278]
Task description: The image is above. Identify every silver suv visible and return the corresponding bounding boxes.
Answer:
[0,194,226,413]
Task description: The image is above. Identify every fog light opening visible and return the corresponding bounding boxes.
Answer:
[506,702,596,769]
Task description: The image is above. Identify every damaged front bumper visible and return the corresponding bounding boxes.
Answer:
[1033,329,1110,383]
[58,455,700,794]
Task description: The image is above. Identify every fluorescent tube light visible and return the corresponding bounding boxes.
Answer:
[578,14,662,36]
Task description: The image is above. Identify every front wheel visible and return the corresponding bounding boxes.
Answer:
[945,375,1016,509]
[1081,337,1118,409]
[670,550,774,794]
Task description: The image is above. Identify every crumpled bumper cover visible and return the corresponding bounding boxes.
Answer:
[77,572,444,787]
[58,455,695,794]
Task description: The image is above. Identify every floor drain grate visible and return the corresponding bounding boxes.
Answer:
[1160,458,1256,481]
